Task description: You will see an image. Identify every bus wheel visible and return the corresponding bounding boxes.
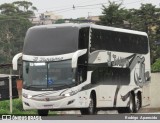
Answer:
[88,94,96,114]
[134,93,141,113]
[127,94,135,113]
[38,109,49,116]
[80,94,96,115]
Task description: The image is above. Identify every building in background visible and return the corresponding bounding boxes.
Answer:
[29,13,101,25]
[39,11,63,25]
[29,15,41,25]
[54,16,100,24]
[87,16,100,22]
[29,11,63,25]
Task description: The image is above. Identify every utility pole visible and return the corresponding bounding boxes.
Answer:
[73,5,75,10]
[9,75,12,113]
[88,12,91,21]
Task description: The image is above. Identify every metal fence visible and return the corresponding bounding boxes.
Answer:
[0,74,19,101]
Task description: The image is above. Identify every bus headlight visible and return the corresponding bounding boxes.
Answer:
[22,93,32,99]
[62,90,79,97]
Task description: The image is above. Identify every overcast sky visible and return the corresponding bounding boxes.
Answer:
[0,0,159,18]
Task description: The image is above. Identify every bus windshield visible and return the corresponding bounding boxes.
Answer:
[23,26,79,56]
[23,60,75,91]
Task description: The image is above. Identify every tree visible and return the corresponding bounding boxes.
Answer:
[98,2,160,64]
[99,1,129,28]
[13,1,37,17]
[55,19,65,24]
[130,4,160,33]
[130,4,160,63]
[151,59,160,72]
[0,15,32,64]
[0,1,37,65]
[0,3,18,15]
[0,1,37,17]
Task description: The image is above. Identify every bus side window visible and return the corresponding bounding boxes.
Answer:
[77,55,88,83]
[91,68,98,84]
[77,65,87,83]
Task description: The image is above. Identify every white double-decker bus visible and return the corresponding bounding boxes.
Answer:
[13,23,151,115]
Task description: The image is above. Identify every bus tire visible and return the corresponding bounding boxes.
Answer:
[127,94,135,113]
[80,94,97,115]
[134,93,141,113]
[38,109,49,116]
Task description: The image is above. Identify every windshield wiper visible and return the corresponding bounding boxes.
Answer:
[24,85,45,89]
[49,83,76,88]
[24,83,76,90]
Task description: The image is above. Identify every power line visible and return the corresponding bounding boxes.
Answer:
[55,0,145,14]
[11,0,145,15]
[122,0,145,5]
[36,0,104,11]
[53,0,144,13]
[76,2,107,8]
[36,0,123,12]
[76,5,105,10]
[75,0,100,5]
[0,0,156,20]
[36,0,77,10]
[56,9,74,14]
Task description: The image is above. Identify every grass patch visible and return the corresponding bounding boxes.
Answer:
[0,98,36,114]
[0,98,56,115]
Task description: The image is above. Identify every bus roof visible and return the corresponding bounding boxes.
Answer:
[29,23,90,30]
[29,23,148,37]
[91,24,148,36]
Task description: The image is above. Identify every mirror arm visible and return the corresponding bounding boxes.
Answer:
[12,53,23,70]
[72,49,87,68]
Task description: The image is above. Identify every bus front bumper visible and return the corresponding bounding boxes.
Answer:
[22,94,89,110]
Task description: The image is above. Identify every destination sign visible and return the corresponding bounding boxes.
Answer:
[33,57,63,62]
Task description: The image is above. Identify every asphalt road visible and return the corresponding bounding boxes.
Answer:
[41,109,160,120]
[0,109,159,120]
[57,107,160,114]
[42,112,160,120]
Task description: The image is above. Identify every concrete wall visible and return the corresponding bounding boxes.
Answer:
[150,73,160,108]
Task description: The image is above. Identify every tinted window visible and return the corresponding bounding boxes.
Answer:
[78,27,89,49]
[77,27,89,84]
[23,26,79,56]
[91,67,130,85]
[90,28,148,54]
